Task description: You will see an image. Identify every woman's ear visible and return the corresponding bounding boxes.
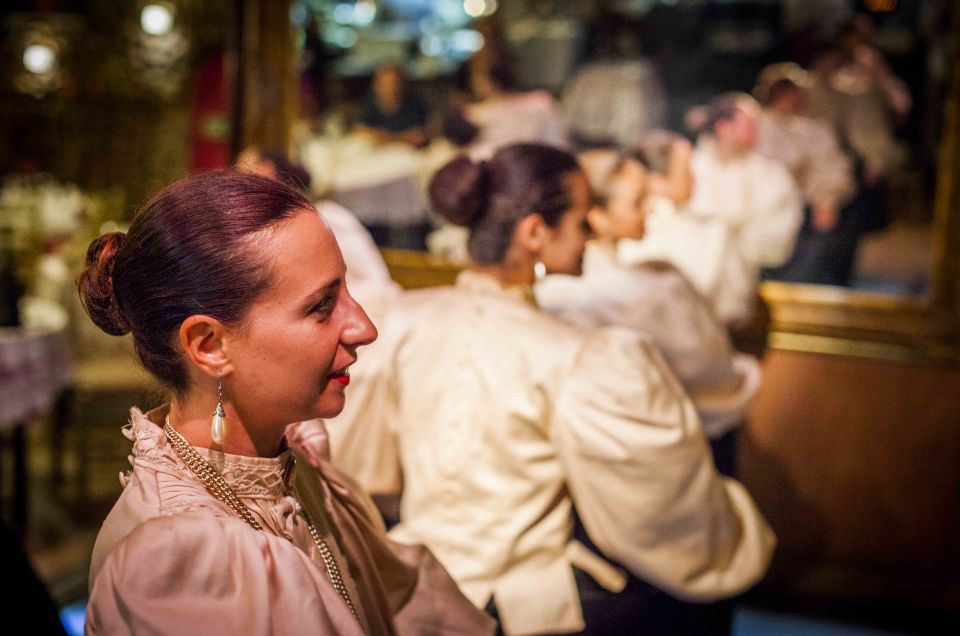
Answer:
[179,315,232,380]
[514,213,546,255]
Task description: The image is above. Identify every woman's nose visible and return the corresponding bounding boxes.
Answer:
[342,294,378,348]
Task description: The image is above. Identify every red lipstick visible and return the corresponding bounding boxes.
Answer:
[328,367,351,386]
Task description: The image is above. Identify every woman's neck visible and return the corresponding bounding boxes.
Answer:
[592,236,617,250]
[471,260,533,287]
[167,397,285,458]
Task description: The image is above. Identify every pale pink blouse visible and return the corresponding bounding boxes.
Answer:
[86,406,492,636]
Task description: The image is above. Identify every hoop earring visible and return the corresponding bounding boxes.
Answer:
[534,260,547,282]
[211,373,227,445]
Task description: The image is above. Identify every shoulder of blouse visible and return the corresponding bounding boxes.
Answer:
[87,511,364,636]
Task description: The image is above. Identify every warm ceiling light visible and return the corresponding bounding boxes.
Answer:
[23,43,57,75]
[141,3,175,36]
[463,0,497,19]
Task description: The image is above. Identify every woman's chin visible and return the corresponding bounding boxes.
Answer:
[313,395,346,420]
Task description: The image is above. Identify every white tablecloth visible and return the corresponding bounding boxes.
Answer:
[300,135,432,226]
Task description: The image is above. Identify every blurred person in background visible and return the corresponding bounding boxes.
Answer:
[537,148,761,477]
[685,93,803,327]
[329,143,775,635]
[753,63,861,286]
[456,61,569,159]
[355,64,429,148]
[806,14,912,234]
[614,130,735,311]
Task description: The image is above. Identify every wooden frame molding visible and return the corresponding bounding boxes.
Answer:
[234,0,297,155]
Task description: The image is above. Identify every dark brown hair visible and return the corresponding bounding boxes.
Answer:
[429,143,581,265]
[764,78,802,107]
[76,170,313,394]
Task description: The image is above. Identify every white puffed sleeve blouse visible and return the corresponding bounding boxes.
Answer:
[326,271,775,635]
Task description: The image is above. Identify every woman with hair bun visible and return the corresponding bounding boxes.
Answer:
[78,170,492,635]
[333,143,775,634]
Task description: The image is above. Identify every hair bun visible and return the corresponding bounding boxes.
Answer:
[429,155,489,227]
[76,232,131,336]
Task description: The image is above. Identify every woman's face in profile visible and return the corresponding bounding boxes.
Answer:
[224,210,377,428]
[541,170,593,277]
[605,160,649,241]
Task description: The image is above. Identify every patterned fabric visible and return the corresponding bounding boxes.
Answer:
[0,328,71,426]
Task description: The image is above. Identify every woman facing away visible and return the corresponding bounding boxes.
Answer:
[326,144,776,634]
[77,170,493,635]
[535,148,761,477]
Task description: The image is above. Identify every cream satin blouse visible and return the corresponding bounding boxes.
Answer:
[326,271,776,635]
[86,407,492,636]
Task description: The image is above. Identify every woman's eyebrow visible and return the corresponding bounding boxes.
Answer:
[301,277,342,305]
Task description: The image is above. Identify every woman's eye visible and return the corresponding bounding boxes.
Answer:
[311,296,335,318]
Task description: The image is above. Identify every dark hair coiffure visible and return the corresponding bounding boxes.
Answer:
[76,170,313,394]
[429,143,581,265]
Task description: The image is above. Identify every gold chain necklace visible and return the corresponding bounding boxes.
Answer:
[162,418,362,629]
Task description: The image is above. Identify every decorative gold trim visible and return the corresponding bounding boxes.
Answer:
[382,248,462,289]
[760,281,959,364]
[766,332,955,366]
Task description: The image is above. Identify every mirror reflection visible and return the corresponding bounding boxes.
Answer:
[290,0,950,300]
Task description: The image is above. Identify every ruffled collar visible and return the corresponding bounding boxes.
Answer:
[455,269,538,307]
[125,405,293,499]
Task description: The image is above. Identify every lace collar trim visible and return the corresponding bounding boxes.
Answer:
[125,406,293,499]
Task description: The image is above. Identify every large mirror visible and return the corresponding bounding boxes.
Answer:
[286,0,959,361]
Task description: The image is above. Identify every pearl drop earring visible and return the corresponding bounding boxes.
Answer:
[211,373,227,444]
[534,260,547,281]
